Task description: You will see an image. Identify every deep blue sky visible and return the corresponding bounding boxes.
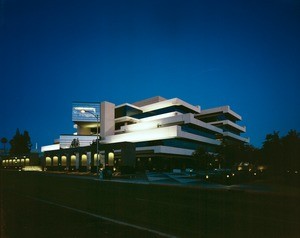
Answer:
[1,0,299,149]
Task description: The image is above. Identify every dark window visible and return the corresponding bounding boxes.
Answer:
[115,105,142,118]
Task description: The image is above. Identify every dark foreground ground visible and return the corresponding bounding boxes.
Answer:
[0,170,299,238]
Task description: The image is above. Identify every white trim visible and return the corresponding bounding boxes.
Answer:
[190,116,223,134]
[136,146,195,156]
[178,127,221,145]
[103,126,178,144]
[140,112,182,122]
[140,98,200,113]
[115,103,141,110]
[115,116,140,123]
[199,106,242,121]
[209,120,246,133]
[223,131,250,143]
[121,113,221,134]
[41,144,60,152]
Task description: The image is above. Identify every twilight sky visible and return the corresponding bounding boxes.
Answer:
[1,0,299,149]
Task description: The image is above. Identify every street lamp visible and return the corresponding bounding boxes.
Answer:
[80,109,101,176]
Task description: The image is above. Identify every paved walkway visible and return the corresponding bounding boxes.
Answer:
[111,171,300,198]
[40,170,300,198]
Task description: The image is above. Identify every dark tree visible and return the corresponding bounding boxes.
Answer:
[23,130,32,152]
[1,137,8,154]
[9,129,32,156]
[192,146,215,170]
[216,141,260,168]
[261,130,300,173]
[262,131,283,172]
[70,138,80,148]
[217,141,243,168]
[281,130,300,171]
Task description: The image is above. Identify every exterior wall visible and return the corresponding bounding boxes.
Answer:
[132,96,166,107]
[41,96,249,171]
[42,142,135,172]
[100,101,115,139]
[77,125,91,135]
[41,144,60,152]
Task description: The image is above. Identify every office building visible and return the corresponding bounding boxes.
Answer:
[41,96,249,172]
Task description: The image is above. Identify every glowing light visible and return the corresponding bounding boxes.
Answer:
[257,165,265,171]
[226,175,230,178]
[71,155,76,166]
[45,157,52,166]
[108,152,114,166]
[52,156,58,166]
[81,154,87,166]
[105,126,178,143]
[22,166,42,171]
[206,175,209,179]
[93,153,99,166]
[123,121,158,132]
[74,107,96,113]
[61,156,67,166]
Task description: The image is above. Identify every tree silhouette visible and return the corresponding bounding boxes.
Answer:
[1,137,8,154]
[216,141,260,168]
[9,129,32,156]
[217,141,244,168]
[261,130,300,173]
[70,138,80,148]
[192,146,215,170]
[281,130,300,171]
[262,131,282,171]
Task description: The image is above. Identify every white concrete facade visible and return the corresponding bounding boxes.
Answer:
[41,96,249,159]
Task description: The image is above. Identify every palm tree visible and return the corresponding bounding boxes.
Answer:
[1,137,8,155]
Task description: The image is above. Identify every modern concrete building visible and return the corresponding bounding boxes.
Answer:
[41,96,249,172]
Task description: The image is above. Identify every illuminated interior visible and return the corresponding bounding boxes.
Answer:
[81,154,87,166]
[53,156,58,166]
[61,156,67,166]
[108,152,114,166]
[70,155,76,166]
[45,157,51,166]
